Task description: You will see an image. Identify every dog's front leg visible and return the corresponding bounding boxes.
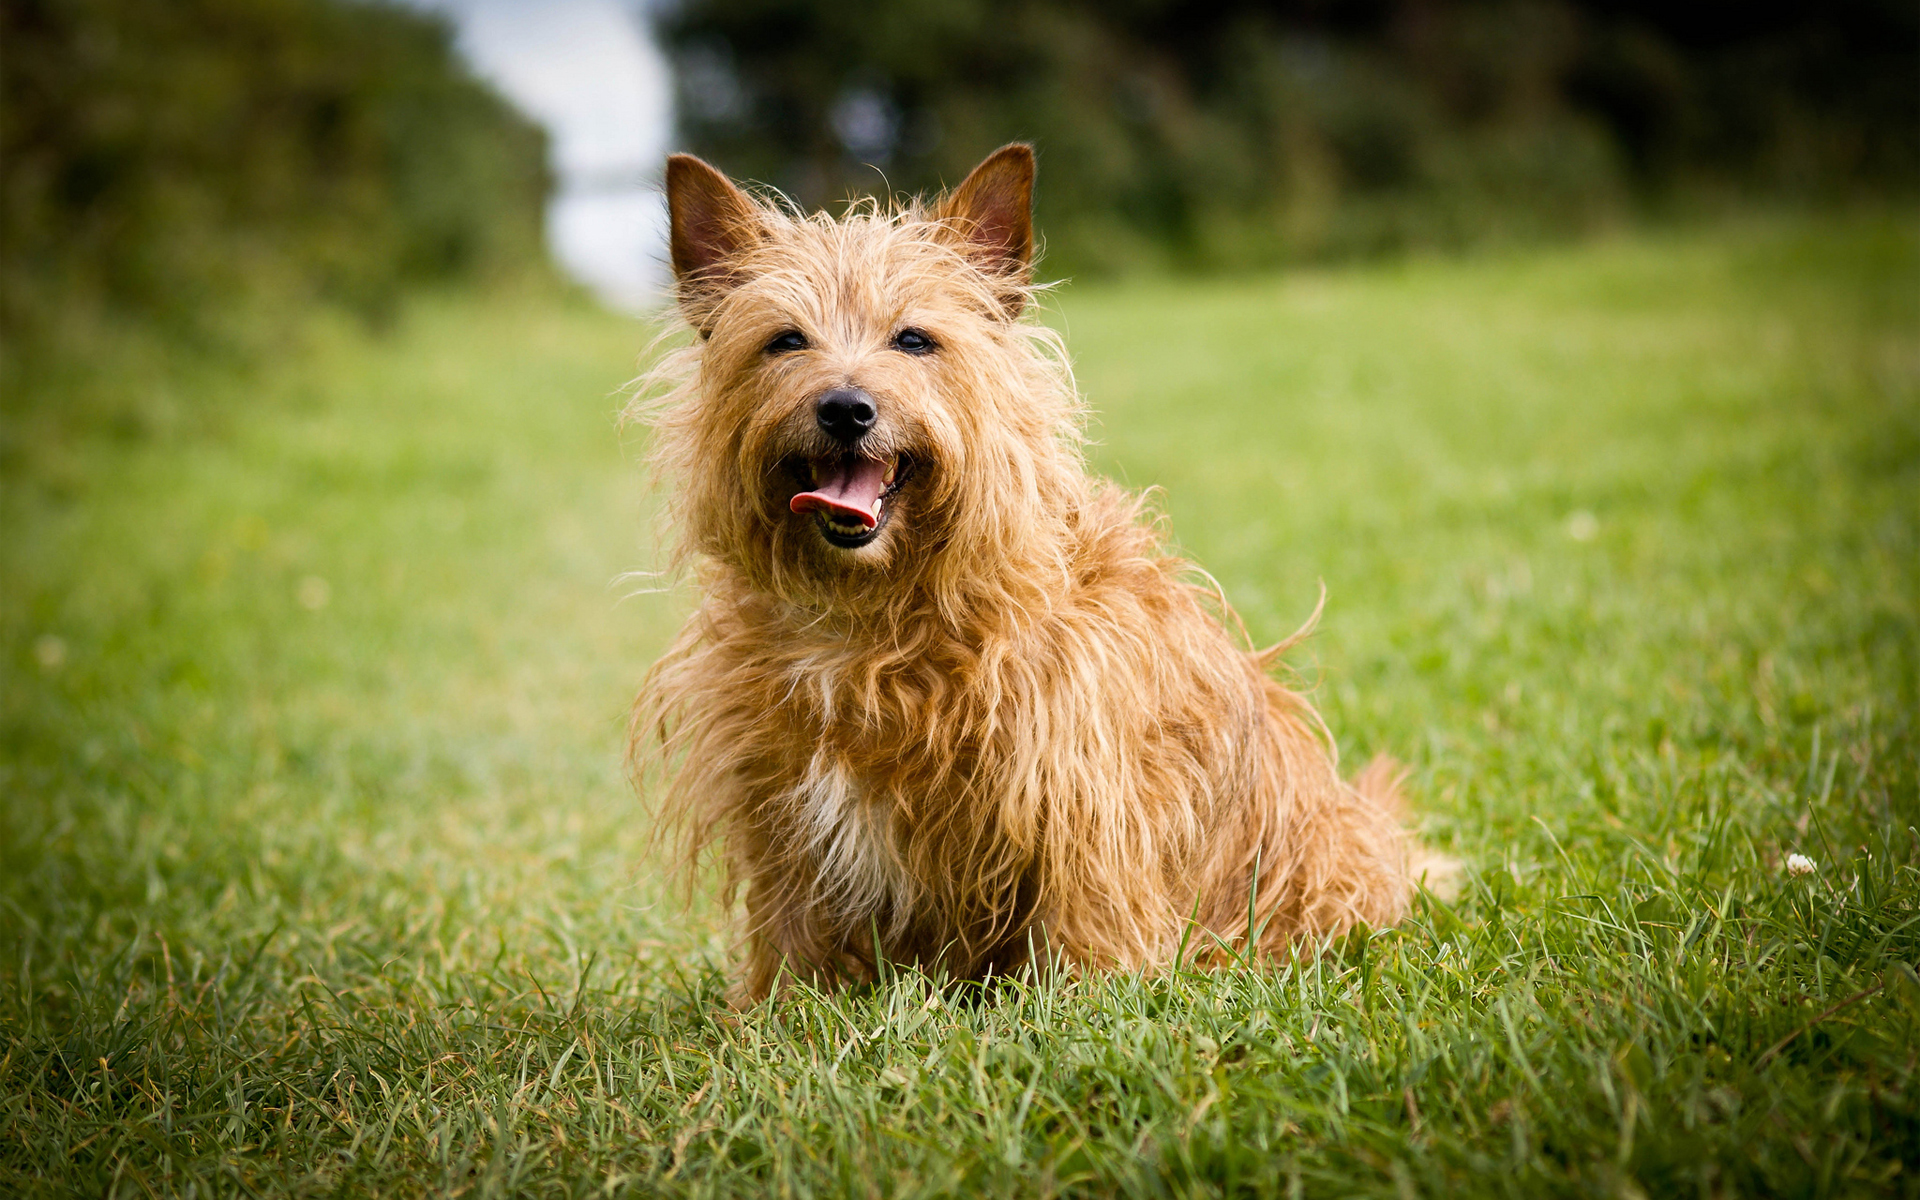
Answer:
[733,871,879,1004]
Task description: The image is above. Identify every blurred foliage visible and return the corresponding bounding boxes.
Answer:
[658,0,1919,276]
[0,0,554,445]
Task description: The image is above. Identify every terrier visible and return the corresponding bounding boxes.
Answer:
[633,144,1429,1002]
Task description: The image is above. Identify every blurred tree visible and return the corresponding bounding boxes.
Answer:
[656,0,1918,276]
[0,0,553,375]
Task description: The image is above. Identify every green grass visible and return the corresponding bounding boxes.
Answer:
[3,214,1917,1197]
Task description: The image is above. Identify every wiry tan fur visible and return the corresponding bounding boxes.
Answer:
[631,146,1430,1004]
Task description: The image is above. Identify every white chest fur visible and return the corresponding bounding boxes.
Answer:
[791,754,915,932]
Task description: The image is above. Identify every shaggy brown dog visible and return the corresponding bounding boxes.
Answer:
[633,144,1429,1003]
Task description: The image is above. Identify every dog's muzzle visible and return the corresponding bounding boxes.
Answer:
[784,387,911,548]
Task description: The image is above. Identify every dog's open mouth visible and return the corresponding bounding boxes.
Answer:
[788,453,911,548]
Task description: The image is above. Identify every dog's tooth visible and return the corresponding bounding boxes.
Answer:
[873,498,883,515]
[883,459,897,485]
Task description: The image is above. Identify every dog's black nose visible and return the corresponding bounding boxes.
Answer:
[815,387,877,444]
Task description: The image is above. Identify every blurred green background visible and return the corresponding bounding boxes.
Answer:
[5,0,1915,430]
[663,0,1917,273]
[2,3,1917,1196]
[2,0,553,451]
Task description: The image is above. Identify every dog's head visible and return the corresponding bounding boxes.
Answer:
[643,145,1085,609]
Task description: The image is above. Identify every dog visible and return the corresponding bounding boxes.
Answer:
[632,144,1431,1003]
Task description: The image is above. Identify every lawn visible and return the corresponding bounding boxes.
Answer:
[2,214,1916,1197]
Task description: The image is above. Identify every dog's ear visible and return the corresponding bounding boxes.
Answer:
[937,143,1035,317]
[666,154,761,328]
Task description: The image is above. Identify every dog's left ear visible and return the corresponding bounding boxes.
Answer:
[666,153,762,330]
[937,143,1035,317]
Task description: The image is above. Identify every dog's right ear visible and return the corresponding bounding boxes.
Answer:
[666,154,761,330]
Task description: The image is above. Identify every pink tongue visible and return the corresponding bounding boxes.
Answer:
[790,458,889,529]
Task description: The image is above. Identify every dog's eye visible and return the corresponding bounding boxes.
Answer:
[765,330,808,354]
[892,328,936,355]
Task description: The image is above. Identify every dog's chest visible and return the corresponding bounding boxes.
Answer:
[789,756,914,923]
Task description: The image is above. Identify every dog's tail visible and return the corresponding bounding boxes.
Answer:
[1349,753,1407,815]
[1350,754,1462,902]
[1253,582,1326,670]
